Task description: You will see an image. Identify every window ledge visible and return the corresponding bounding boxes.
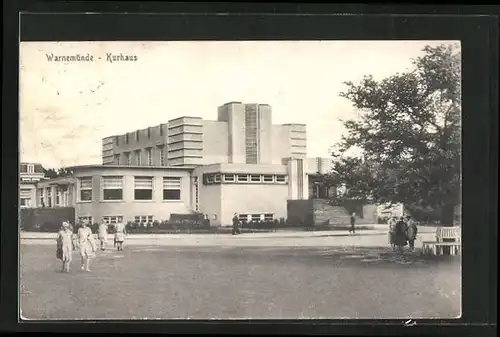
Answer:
[101,200,124,203]
[77,200,93,203]
[162,200,183,203]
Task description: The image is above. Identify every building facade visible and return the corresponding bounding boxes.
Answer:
[34,157,334,226]
[31,102,338,226]
[102,102,307,167]
[19,162,46,208]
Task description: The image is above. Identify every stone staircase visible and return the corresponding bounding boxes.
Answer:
[312,199,373,226]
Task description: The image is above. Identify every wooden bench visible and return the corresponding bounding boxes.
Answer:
[421,226,461,256]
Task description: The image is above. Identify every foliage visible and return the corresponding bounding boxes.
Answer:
[321,44,461,224]
[43,167,74,179]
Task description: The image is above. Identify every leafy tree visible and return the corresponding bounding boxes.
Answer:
[321,44,461,225]
[43,167,74,179]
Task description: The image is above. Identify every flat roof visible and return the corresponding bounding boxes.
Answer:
[168,116,203,122]
[66,164,197,171]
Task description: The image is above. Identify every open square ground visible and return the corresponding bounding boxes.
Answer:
[20,235,461,320]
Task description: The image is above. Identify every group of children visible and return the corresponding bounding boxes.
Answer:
[55,220,127,273]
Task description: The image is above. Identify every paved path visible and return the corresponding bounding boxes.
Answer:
[20,227,438,248]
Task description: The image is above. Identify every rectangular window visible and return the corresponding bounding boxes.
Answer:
[147,127,151,139]
[102,216,123,224]
[79,177,92,201]
[251,214,262,221]
[263,175,274,182]
[264,213,274,221]
[163,177,181,200]
[195,178,199,211]
[55,188,61,206]
[205,174,214,184]
[20,198,30,207]
[115,154,120,165]
[40,189,45,207]
[158,146,165,166]
[146,148,152,166]
[135,215,154,224]
[250,174,261,182]
[126,134,129,144]
[20,164,28,173]
[136,130,140,141]
[47,189,52,207]
[276,175,286,183]
[238,214,249,223]
[134,176,153,200]
[126,152,131,165]
[237,174,248,182]
[224,174,235,182]
[78,216,92,225]
[160,124,164,136]
[102,176,123,201]
[214,173,221,183]
[115,136,119,145]
[20,189,31,199]
[27,165,34,174]
[135,150,141,165]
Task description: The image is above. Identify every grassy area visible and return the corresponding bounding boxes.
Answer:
[20,244,460,320]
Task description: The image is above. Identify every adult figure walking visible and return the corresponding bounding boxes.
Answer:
[77,221,96,272]
[406,215,418,251]
[56,221,75,272]
[349,212,356,234]
[394,216,408,252]
[388,216,397,250]
[114,222,126,251]
[98,222,108,251]
[232,213,241,235]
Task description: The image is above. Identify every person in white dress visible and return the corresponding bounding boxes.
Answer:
[98,222,108,251]
[77,221,96,271]
[114,222,126,251]
[56,221,75,272]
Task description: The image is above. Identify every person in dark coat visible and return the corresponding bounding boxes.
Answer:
[349,213,356,234]
[394,216,408,250]
[232,213,241,235]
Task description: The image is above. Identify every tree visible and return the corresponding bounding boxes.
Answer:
[43,167,74,179]
[322,44,461,225]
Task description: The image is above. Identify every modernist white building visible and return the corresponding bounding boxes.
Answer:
[34,102,336,226]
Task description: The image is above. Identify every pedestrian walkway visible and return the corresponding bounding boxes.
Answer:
[20,227,437,248]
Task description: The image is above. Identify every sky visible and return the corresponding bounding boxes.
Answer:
[19,40,457,169]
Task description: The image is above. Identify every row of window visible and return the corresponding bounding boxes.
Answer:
[39,188,68,207]
[77,214,275,225]
[20,164,35,173]
[78,176,182,202]
[204,173,287,185]
[117,126,165,146]
[238,213,274,223]
[116,146,166,166]
[78,216,155,224]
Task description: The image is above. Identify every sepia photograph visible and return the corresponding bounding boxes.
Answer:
[19,40,462,320]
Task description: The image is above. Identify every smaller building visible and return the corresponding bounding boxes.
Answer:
[33,157,336,227]
[19,162,46,208]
